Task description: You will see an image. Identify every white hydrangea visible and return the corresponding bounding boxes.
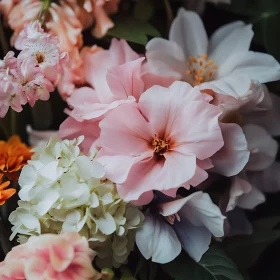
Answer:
[9,136,144,268]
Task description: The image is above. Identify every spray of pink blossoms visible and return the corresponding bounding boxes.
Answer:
[0,20,68,117]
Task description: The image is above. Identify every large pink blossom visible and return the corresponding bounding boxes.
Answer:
[96,81,225,204]
[0,232,101,280]
[58,39,175,151]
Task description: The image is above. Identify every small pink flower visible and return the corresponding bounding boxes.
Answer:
[15,20,49,50]
[96,81,224,204]
[0,232,101,280]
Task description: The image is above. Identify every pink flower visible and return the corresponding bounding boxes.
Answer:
[14,20,49,50]
[0,232,101,280]
[96,81,224,204]
[8,0,42,43]
[82,0,120,38]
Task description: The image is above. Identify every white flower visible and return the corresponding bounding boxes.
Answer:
[9,136,144,268]
[146,9,280,101]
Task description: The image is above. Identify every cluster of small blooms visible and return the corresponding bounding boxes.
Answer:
[9,136,144,268]
[0,20,67,117]
[0,232,101,280]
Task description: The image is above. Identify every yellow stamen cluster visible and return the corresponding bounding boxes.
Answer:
[151,136,170,155]
[186,54,218,86]
[35,52,45,64]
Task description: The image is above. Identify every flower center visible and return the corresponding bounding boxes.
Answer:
[151,136,169,155]
[186,54,218,86]
[35,52,45,64]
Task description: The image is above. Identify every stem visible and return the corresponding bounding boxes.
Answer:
[38,0,51,24]
[164,0,173,30]
[0,15,9,55]
[10,109,17,136]
[0,119,9,140]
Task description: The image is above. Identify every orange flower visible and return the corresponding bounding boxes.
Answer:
[0,136,33,181]
[0,174,15,205]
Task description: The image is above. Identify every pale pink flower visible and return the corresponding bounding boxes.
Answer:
[15,20,49,50]
[0,232,101,280]
[14,58,54,106]
[146,9,280,106]
[96,81,224,204]
[136,192,225,263]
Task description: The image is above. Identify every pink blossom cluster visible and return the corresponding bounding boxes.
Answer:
[0,232,101,280]
[0,20,67,117]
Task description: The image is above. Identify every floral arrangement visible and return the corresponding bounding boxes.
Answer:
[1,0,280,279]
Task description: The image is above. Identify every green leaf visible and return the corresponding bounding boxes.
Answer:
[223,229,280,269]
[133,0,154,22]
[162,247,243,280]
[107,18,160,45]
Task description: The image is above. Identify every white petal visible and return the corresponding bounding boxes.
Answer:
[199,75,251,99]
[136,214,181,264]
[237,186,265,209]
[227,176,252,212]
[218,51,280,83]
[243,124,278,171]
[19,165,37,188]
[146,38,186,78]
[94,213,116,235]
[211,123,249,177]
[174,219,211,262]
[180,192,225,237]
[76,155,105,179]
[169,9,208,58]
[209,22,253,67]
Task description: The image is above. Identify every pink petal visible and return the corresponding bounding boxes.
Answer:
[49,238,75,272]
[58,117,101,153]
[107,57,145,101]
[99,104,154,155]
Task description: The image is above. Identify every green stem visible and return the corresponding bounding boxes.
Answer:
[0,15,9,55]
[10,109,17,136]
[0,119,9,140]
[38,0,51,24]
